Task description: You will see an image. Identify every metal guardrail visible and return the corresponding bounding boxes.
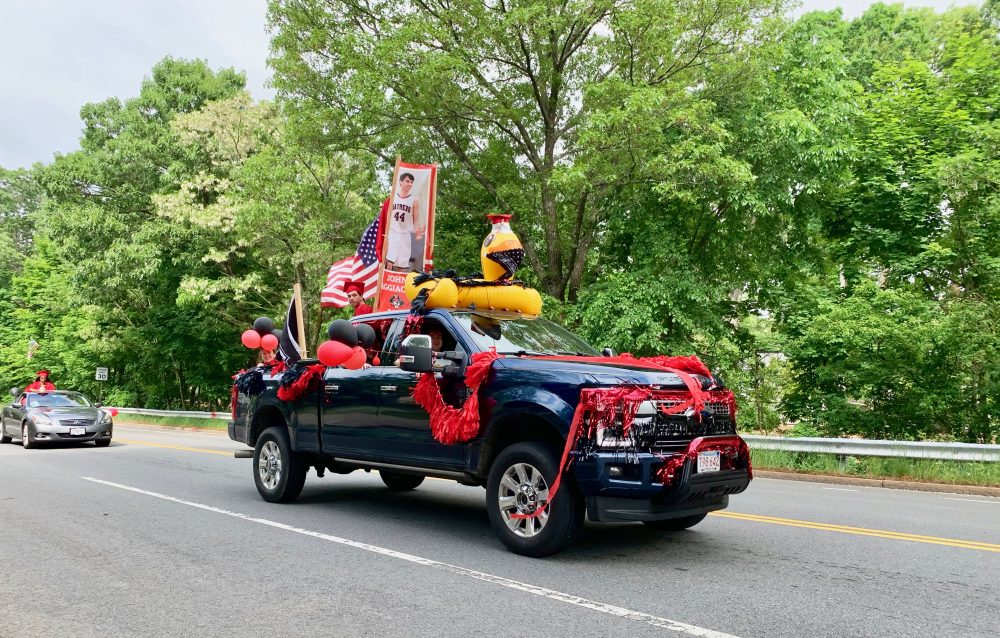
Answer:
[743,435,1000,462]
[111,407,228,420]
[107,408,999,461]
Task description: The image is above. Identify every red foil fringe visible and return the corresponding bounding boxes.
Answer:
[513,385,748,520]
[412,349,501,445]
[655,436,753,485]
[276,364,327,402]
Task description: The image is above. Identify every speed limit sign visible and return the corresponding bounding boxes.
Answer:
[95,367,109,381]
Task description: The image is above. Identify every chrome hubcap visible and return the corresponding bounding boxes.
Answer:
[258,441,282,490]
[498,462,550,538]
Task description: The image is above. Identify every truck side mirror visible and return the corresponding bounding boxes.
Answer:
[399,334,434,373]
[10,387,20,398]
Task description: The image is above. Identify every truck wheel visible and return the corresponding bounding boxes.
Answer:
[380,471,424,491]
[253,426,307,503]
[486,442,583,557]
[95,438,111,448]
[642,514,707,531]
[0,425,11,444]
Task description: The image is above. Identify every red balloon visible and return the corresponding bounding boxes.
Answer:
[342,346,367,370]
[372,355,381,366]
[317,340,353,367]
[241,329,261,349]
[109,408,119,417]
[260,334,279,351]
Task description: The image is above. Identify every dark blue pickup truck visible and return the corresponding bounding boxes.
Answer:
[230,309,751,556]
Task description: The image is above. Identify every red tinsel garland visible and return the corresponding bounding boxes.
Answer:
[655,436,753,485]
[230,369,245,419]
[411,349,501,444]
[268,360,287,375]
[525,353,711,421]
[276,363,327,402]
[512,386,749,520]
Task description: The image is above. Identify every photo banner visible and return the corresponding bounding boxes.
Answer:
[375,158,438,311]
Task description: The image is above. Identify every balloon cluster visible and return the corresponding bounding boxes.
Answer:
[240,317,282,352]
[317,320,377,369]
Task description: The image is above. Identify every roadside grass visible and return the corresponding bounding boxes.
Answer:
[751,448,1000,487]
[115,414,228,430]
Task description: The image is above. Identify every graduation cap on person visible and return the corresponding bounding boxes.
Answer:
[36,369,50,378]
[343,281,364,296]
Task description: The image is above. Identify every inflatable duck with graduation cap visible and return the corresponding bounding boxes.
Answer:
[404,214,543,315]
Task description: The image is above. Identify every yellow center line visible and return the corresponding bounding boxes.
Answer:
[710,511,1000,552]
[115,438,233,457]
[113,437,999,553]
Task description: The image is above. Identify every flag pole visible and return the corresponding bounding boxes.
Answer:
[294,282,308,359]
[376,156,403,310]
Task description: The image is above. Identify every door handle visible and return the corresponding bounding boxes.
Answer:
[380,385,398,392]
[325,384,339,392]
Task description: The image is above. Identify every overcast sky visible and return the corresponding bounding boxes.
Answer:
[0,0,979,170]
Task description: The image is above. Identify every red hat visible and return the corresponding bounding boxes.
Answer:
[343,281,364,295]
[37,369,50,376]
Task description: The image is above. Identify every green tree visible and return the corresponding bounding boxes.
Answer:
[268,0,788,300]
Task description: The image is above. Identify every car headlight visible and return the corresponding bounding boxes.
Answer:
[98,411,113,425]
[31,413,53,425]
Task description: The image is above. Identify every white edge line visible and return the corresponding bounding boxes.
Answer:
[82,476,739,638]
[820,487,858,492]
[943,497,1000,505]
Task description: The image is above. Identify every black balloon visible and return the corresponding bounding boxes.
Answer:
[327,319,358,346]
[254,317,275,336]
[356,323,376,349]
[271,329,283,341]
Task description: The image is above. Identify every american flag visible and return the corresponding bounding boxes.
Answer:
[321,204,385,307]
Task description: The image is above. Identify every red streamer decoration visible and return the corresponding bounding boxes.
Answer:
[276,363,327,402]
[412,349,501,444]
[522,353,711,421]
[655,436,753,485]
[269,360,287,375]
[511,385,748,520]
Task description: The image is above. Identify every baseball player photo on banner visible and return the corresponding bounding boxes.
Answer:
[376,159,437,311]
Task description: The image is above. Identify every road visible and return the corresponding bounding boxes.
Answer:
[1,424,998,638]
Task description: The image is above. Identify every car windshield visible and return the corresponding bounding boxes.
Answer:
[452,313,599,356]
[27,393,91,408]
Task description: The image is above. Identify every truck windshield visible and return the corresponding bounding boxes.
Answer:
[452,313,599,356]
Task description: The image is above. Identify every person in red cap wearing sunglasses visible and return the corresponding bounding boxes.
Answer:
[26,370,56,392]
[344,281,373,316]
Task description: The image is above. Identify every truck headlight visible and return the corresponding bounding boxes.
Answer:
[595,401,656,449]
[31,413,52,426]
[98,411,113,425]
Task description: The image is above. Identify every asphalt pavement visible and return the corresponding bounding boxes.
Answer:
[1,424,997,638]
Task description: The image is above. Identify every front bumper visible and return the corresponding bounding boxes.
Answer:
[29,422,113,444]
[574,451,751,523]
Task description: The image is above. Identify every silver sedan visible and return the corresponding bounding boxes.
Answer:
[1,390,114,448]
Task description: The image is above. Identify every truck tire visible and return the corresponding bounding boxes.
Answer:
[380,471,425,491]
[486,442,583,557]
[0,425,11,444]
[253,426,307,503]
[642,513,707,531]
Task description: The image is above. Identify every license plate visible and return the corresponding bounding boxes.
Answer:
[70,427,86,436]
[697,450,721,473]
